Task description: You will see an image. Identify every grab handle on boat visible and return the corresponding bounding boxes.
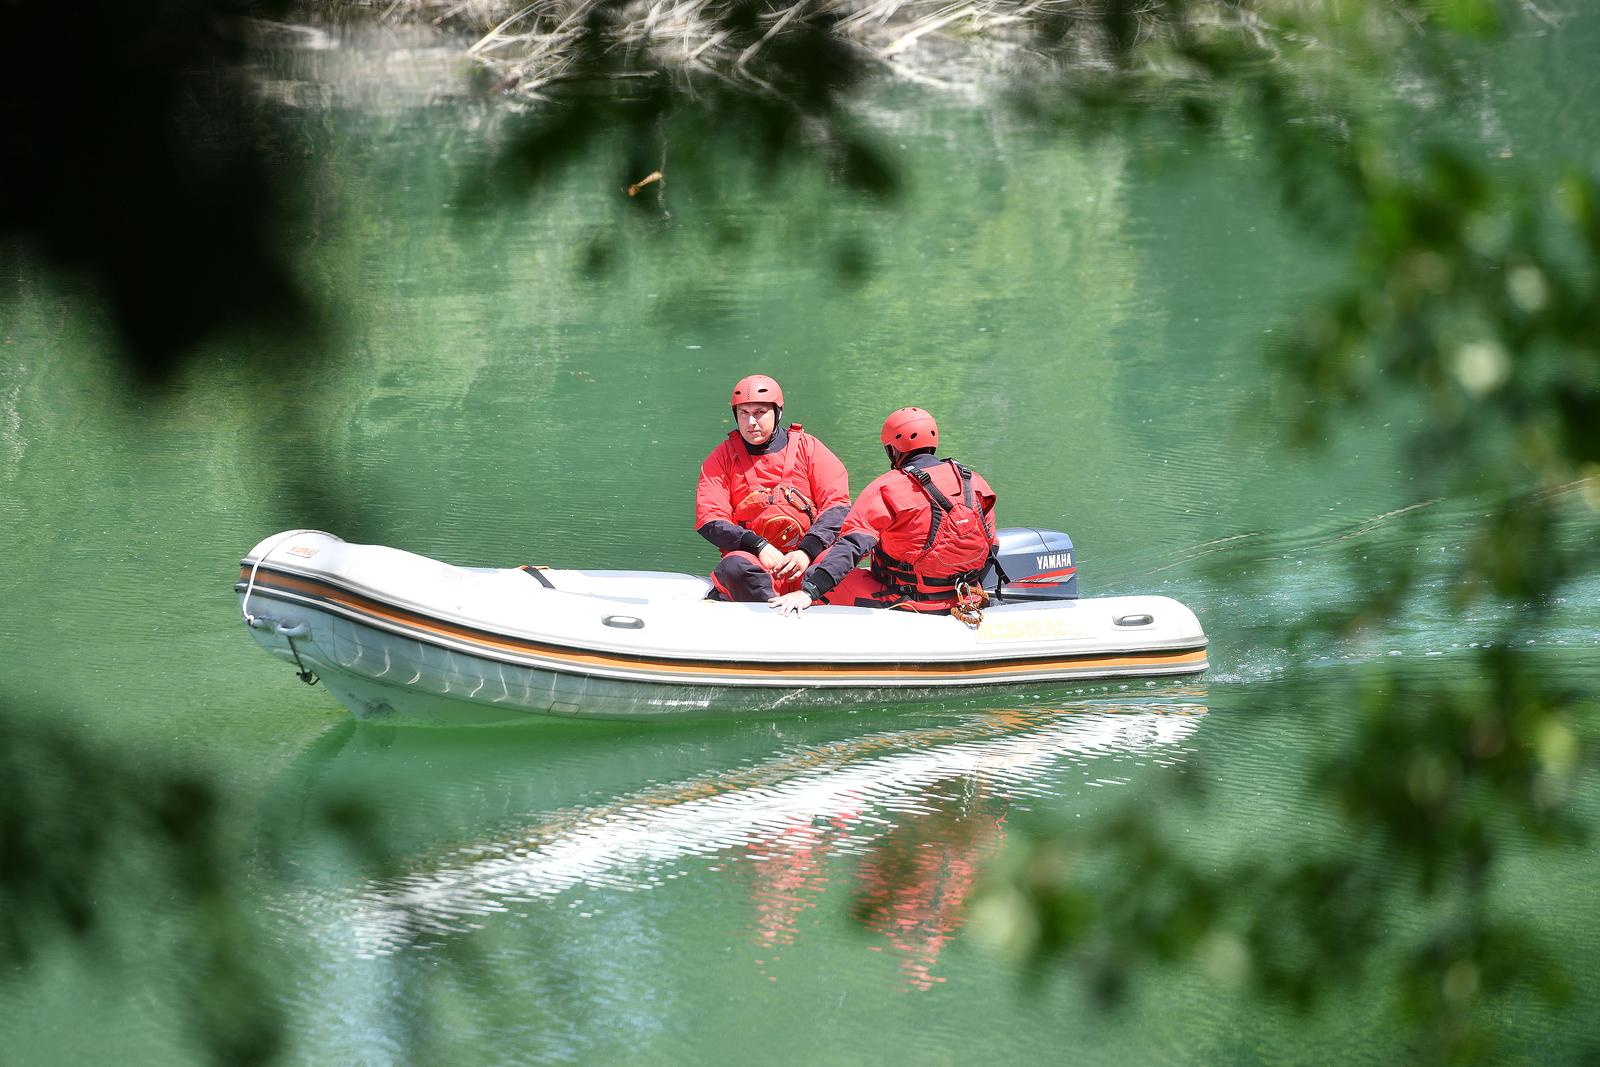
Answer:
[1114,614,1154,628]
[603,615,645,629]
[247,615,309,638]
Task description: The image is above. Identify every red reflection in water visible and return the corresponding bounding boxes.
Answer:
[743,810,859,977]
[736,781,1007,991]
[727,706,1201,989]
[852,801,1007,991]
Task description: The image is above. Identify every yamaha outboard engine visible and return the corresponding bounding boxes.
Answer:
[982,527,1078,601]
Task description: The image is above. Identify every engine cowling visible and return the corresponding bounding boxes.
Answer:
[982,527,1078,600]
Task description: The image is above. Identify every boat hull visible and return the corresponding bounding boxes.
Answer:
[236,530,1208,724]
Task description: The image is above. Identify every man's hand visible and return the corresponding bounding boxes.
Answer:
[757,542,786,571]
[773,549,810,581]
[769,591,814,616]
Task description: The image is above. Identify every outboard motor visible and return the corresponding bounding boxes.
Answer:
[982,527,1078,601]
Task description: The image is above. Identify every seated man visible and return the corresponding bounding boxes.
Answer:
[770,406,997,616]
[695,374,851,601]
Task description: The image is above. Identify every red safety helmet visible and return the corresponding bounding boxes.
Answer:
[730,374,784,410]
[880,407,938,450]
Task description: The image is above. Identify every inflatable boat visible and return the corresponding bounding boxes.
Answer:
[235,528,1208,724]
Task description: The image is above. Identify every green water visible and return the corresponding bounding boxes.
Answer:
[3,10,1599,1065]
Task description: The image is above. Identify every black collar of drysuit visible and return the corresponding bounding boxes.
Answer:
[897,450,941,471]
[741,424,789,456]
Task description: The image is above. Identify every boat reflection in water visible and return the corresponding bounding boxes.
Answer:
[728,699,1206,990]
[281,692,1207,990]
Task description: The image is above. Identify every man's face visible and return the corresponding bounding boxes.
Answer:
[735,402,778,446]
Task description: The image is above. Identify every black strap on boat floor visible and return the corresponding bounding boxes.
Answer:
[520,564,556,589]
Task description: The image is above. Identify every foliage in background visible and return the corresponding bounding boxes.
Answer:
[2,0,1597,1063]
[0,0,312,385]
[0,708,283,1065]
[949,4,1599,1063]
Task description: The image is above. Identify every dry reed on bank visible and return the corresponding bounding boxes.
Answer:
[317,0,1104,97]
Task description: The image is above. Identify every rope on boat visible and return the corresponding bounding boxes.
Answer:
[239,529,308,629]
[285,634,319,687]
[239,529,325,687]
[951,580,988,628]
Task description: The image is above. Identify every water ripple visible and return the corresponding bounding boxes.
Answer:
[300,702,1207,956]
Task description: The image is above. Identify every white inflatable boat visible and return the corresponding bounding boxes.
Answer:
[236,529,1208,724]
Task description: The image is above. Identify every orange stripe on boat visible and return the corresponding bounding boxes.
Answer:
[240,565,1206,680]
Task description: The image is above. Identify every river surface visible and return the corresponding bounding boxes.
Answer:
[2,9,1599,1066]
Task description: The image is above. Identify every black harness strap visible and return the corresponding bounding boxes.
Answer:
[853,592,942,611]
[902,460,970,553]
[871,460,989,601]
[990,550,1010,602]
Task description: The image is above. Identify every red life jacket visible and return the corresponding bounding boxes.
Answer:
[732,483,817,552]
[868,460,996,604]
[704,424,820,552]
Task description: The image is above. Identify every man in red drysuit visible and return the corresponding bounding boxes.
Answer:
[769,406,997,616]
[695,374,851,601]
